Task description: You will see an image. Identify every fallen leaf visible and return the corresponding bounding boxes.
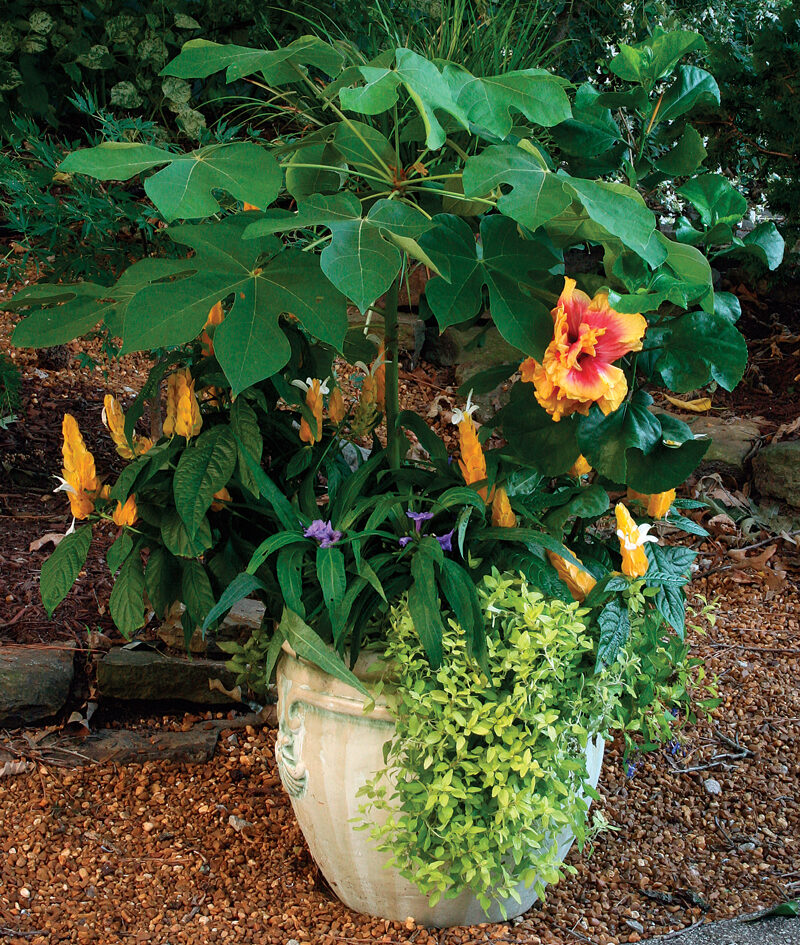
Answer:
[29,531,67,552]
[664,394,712,413]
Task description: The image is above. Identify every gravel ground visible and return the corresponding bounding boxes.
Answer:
[1,573,797,945]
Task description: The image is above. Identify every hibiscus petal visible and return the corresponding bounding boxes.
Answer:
[560,358,627,407]
[585,293,647,361]
[556,277,594,336]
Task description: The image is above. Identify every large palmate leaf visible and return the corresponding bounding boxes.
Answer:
[442,64,571,136]
[646,310,748,392]
[61,142,282,222]
[417,214,558,355]
[10,258,189,347]
[161,35,344,84]
[549,84,623,159]
[462,144,571,231]
[244,193,434,312]
[463,145,657,257]
[339,48,468,149]
[117,216,347,393]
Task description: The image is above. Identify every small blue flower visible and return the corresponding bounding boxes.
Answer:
[435,529,455,552]
[406,509,434,533]
[398,536,413,548]
[304,519,342,548]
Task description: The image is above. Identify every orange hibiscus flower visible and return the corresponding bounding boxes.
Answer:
[520,278,647,421]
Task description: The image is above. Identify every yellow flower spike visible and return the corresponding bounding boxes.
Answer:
[164,370,202,440]
[211,486,231,512]
[568,455,592,478]
[328,385,346,425]
[520,277,647,422]
[491,487,516,528]
[627,487,675,520]
[58,414,99,520]
[293,377,330,446]
[452,392,493,504]
[546,549,597,602]
[112,494,138,527]
[102,395,151,459]
[615,503,658,578]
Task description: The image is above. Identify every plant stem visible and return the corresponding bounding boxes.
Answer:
[383,273,401,470]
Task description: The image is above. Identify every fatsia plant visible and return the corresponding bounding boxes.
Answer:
[8,29,764,679]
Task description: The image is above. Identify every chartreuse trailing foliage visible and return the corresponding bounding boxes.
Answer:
[357,571,715,912]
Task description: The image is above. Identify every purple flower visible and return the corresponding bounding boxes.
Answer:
[435,529,455,552]
[304,519,342,548]
[406,509,434,533]
[398,536,412,548]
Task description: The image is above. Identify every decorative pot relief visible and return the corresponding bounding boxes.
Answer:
[275,676,308,799]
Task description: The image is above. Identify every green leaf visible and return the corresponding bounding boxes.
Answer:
[653,125,706,177]
[10,259,188,348]
[162,35,344,84]
[543,484,610,533]
[743,901,799,922]
[316,546,347,641]
[109,550,146,637]
[280,607,371,698]
[230,398,262,498]
[40,525,92,617]
[717,222,785,272]
[576,392,661,484]
[181,559,216,627]
[656,232,714,311]
[276,547,306,617]
[332,120,395,171]
[245,194,433,313]
[339,48,468,150]
[120,217,347,394]
[438,558,486,669]
[443,64,571,136]
[500,382,580,476]
[594,599,630,672]
[173,426,237,537]
[237,438,301,531]
[560,176,656,258]
[462,144,571,231]
[418,214,556,355]
[625,423,709,493]
[106,530,133,575]
[609,31,706,89]
[408,538,445,668]
[677,173,747,228]
[202,572,266,632]
[649,310,748,392]
[549,84,622,158]
[62,142,282,222]
[657,66,720,124]
[145,546,181,618]
[246,532,308,574]
[160,510,213,558]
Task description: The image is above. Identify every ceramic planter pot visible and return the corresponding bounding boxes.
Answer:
[275,645,605,927]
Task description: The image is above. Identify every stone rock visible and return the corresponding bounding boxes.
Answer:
[656,413,762,479]
[0,643,75,726]
[428,324,521,422]
[753,441,800,508]
[157,598,266,655]
[97,646,241,705]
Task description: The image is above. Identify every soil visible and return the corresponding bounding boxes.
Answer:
[1,269,799,944]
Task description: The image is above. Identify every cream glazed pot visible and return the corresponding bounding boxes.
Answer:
[274,644,605,928]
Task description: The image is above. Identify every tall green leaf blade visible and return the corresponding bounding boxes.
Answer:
[202,572,265,631]
[281,607,371,698]
[408,538,445,668]
[40,525,92,616]
[236,438,298,530]
[316,546,347,641]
